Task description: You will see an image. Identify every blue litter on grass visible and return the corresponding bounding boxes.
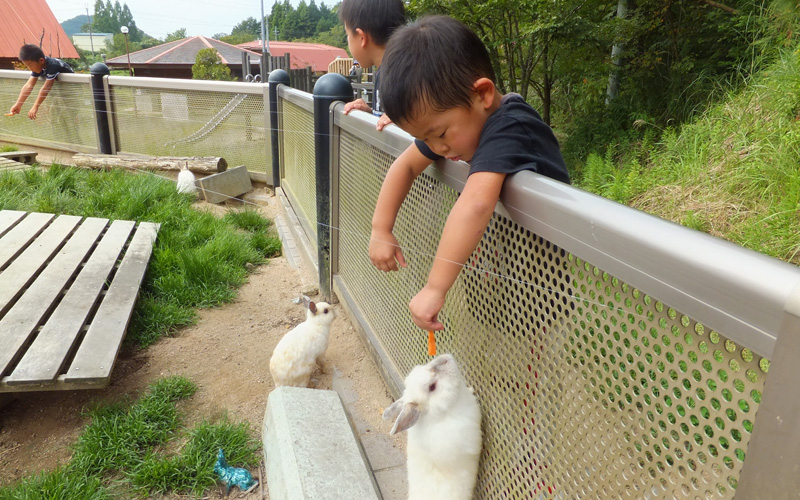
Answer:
[214,448,258,494]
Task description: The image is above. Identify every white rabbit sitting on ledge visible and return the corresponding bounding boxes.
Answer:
[383,353,483,500]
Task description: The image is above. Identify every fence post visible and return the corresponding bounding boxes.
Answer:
[734,282,800,499]
[268,69,290,189]
[89,62,113,155]
[313,73,353,302]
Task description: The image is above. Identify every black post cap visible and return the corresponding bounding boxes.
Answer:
[89,62,110,76]
[268,69,290,85]
[313,72,352,99]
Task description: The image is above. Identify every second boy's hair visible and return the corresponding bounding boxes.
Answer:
[19,44,45,62]
[380,16,496,126]
[338,0,405,46]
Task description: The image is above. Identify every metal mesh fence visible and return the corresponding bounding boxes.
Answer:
[109,84,269,174]
[280,96,317,244]
[335,128,768,500]
[0,74,96,151]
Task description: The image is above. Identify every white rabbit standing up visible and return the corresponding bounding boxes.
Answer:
[176,162,197,195]
[383,354,482,500]
[269,296,335,388]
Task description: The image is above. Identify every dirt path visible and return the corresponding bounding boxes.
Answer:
[0,192,404,498]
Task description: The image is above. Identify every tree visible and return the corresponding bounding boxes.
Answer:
[232,17,261,38]
[164,28,187,43]
[91,0,143,42]
[192,48,233,81]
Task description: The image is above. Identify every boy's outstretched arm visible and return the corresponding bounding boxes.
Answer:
[28,78,55,119]
[370,143,432,272]
[409,171,506,330]
[9,77,37,115]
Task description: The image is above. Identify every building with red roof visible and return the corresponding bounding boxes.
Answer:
[237,41,348,73]
[105,36,262,80]
[0,0,79,69]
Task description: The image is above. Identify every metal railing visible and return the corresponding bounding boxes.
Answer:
[0,70,272,183]
[275,82,800,500]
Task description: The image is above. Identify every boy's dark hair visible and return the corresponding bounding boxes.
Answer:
[380,16,496,126]
[338,0,405,46]
[19,44,45,62]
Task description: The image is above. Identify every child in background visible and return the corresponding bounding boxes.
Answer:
[369,16,570,331]
[338,0,404,130]
[8,44,74,120]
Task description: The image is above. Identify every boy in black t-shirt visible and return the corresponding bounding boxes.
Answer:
[338,0,404,130]
[369,15,570,331]
[8,44,74,120]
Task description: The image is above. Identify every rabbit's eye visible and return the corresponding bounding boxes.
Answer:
[323,308,329,314]
[428,382,437,392]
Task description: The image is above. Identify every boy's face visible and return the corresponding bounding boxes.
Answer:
[400,95,490,163]
[345,24,372,68]
[21,58,46,74]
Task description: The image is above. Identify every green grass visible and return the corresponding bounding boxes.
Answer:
[577,44,800,265]
[0,377,261,499]
[0,165,282,346]
[0,144,19,152]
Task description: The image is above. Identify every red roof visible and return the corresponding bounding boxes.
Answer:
[0,0,79,59]
[238,41,348,72]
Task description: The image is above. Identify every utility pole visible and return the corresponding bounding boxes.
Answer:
[86,6,95,56]
[260,0,271,76]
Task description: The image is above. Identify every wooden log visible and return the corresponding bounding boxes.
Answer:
[72,154,227,174]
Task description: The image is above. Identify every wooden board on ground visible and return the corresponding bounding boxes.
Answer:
[0,157,34,172]
[0,210,159,393]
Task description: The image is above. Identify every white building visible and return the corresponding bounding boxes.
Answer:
[71,33,113,53]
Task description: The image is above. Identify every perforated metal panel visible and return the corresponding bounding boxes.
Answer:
[0,77,96,150]
[280,98,317,244]
[335,129,767,500]
[110,85,269,173]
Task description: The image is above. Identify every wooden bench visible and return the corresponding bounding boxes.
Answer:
[0,210,159,392]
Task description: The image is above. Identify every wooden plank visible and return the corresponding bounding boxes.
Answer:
[65,222,159,383]
[5,218,129,385]
[0,215,89,375]
[0,214,81,317]
[0,212,54,270]
[0,210,26,237]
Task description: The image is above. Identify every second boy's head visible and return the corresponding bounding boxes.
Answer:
[381,16,499,163]
[338,0,404,68]
[18,44,46,73]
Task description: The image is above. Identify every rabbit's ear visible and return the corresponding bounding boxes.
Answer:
[389,402,420,435]
[382,399,404,421]
[300,295,315,312]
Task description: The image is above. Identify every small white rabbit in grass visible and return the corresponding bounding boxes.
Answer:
[383,354,482,500]
[269,296,335,388]
[176,161,197,195]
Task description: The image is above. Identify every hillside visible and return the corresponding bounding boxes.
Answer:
[60,15,91,37]
[580,46,800,266]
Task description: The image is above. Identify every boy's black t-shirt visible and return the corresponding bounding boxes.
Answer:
[31,57,74,80]
[415,93,570,184]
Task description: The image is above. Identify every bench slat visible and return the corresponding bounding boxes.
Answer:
[0,212,54,270]
[0,215,82,318]
[6,219,135,385]
[0,210,26,238]
[0,215,92,375]
[65,222,159,383]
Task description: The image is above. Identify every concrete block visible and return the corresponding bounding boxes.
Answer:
[263,386,382,500]
[197,165,252,204]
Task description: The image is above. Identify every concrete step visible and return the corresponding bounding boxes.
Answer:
[263,386,382,500]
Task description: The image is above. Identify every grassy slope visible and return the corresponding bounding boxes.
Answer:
[580,46,800,265]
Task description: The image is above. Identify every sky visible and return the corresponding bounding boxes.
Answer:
[45,0,296,40]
